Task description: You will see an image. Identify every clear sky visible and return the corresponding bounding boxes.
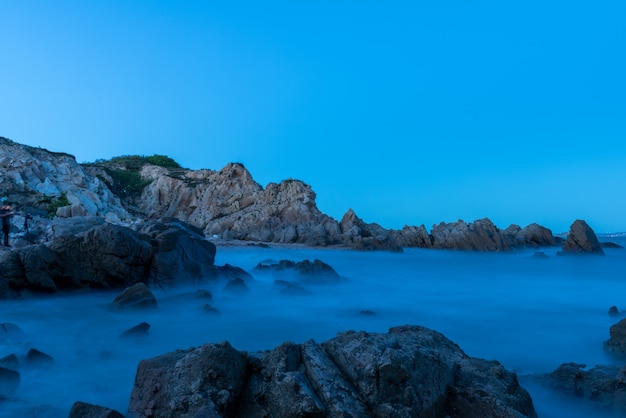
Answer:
[1,1,625,233]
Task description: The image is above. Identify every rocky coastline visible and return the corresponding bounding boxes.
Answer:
[1,136,625,417]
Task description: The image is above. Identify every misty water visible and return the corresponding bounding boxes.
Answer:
[2,236,626,417]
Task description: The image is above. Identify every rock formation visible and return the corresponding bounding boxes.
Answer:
[604,318,626,354]
[127,325,537,418]
[0,136,573,252]
[542,362,626,415]
[0,218,245,299]
[559,219,605,255]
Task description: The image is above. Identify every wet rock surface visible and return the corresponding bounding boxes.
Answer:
[127,325,537,418]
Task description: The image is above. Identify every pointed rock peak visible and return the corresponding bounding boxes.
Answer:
[340,208,360,224]
[560,219,605,255]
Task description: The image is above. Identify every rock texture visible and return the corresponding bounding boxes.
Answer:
[254,259,342,285]
[0,137,130,222]
[542,363,626,415]
[127,325,536,418]
[559,219,605,255]
[0,219,244,299]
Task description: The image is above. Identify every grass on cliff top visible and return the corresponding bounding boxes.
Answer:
[84,154,182,198]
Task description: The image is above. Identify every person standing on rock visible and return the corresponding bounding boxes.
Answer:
[0,202,15,246]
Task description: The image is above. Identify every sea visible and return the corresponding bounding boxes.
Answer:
[1,234,626,417]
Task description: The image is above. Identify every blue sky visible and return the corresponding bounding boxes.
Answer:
[1,1,625,233]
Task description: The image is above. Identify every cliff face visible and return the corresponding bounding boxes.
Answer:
[0,137,130,222]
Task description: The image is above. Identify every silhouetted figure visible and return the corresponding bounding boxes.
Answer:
[0,203,15,246]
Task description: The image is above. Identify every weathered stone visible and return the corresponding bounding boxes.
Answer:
[128,341,247,418]
[223,278,249,294]
[0,353,19,371]
[516,223,556,247]
[128,325,536,418]
[255,259,342,285]
[431,218,511,251]
[559,219,605,255]
[68,401,125,418]
[111,283,158,311]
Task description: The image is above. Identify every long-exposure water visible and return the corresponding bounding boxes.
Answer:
[1,235,625,417]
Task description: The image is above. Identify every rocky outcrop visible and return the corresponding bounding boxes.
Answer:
[0,137,130,222]
[604,318,626,354]
[111,284,158,311]
[542,363,626,415]
[0,219,247,299]
[127,325,536,418]
[559,219,605,255]
[137,164,342,247]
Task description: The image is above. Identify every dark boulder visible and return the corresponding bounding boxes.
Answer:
[68,401,125,418]
[134,218,217,286]
[559,220,605,255]
[0,366,20,396]
[128,341,248,418]
[601,241,624,249]
[223,278,249,294]
[120,322,151,339]
[127,325,536,418]
[111,283,158,311]
[515,223,556,247]
[609,306,620,316]
[542,362,626,415]
[24,348,54,368]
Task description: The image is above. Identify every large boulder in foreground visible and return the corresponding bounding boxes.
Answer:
[127,325,536,418]
[559,219,605,255]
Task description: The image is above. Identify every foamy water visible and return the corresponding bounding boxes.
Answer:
[1,237,625,417]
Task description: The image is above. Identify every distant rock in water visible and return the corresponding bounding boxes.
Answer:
[24,348,54,368]
[601,241,624,249]
[111,283,158,312]
[127,325,536,418]
[0,366,20,396]
[255,259,342,285]
[609,306,620,316]
[559,220,605,255]
[542,362,626,415]
[120,322,151,339]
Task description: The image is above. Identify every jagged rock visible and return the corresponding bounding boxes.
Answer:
[0,137,130,222]
[120,322,151,339]
[68,401,125,418]
[516,223,556,247]
[24,348,54,367]
[340,209,402,251]
[127,325,536,418]
[605,318,626,354]
[200,304,220,314]
[542,363,626,415]
[255,259,342,285]
[431,218,511,251]
[391,224,433,248]
[111,283,158,311]
[138,163,342,247]
[128,341,248,418]
[0,366,20,396]
[559,220,605,255]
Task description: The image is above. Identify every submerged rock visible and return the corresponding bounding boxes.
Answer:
[127,325,536,418]
[111,283,158,311]
[0,366,20,396]
[120,322,151,339]
[24,348,54,368]
[255,259,342,285]
[68,401,125,418]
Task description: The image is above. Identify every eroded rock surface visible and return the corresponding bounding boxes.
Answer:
[127,325,536,418]
[559,219,605,255]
